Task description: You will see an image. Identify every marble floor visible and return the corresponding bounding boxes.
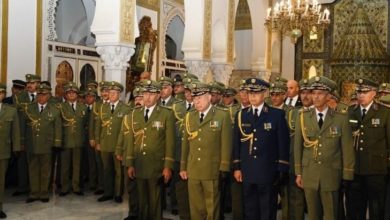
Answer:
[3,188,184,220]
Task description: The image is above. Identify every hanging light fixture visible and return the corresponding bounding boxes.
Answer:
[265,0,331,43]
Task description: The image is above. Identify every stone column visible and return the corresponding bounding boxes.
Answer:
[184,60,211,82]
[212,63,234,85]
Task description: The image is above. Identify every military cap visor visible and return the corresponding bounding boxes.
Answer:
[141,80,161,93]
[158,76,174,86]
[37,84,52,94]
[299,79,312,91]
[87,80,98,87]
[223,87,238,97]
[190,82,211,97]
[64,82,79,93]
[378,83,390,93]
[355,78,378,92]
[269,82,287,93]
[133,87,143,97]
[108,81,124,92]
[309,76,333,91]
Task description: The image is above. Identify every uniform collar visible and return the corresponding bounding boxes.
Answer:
[200,104,212,118]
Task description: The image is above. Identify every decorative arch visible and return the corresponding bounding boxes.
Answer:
[160,7,185,60]
[55,61,74,98]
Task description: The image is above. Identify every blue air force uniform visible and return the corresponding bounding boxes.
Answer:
[233,78,290,220]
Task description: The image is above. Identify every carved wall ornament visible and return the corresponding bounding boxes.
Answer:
[47,0,59,41]
[120,0,136,44]
[302,59,324,79]
[227,0,235,63]
[203,0,212,60]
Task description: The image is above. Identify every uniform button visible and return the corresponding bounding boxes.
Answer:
[361,132,364,135]
[318,161,322,164]
[360,140,363,143]
[254,138,258,141]
[360,125,364,128]
[198,138,201,141]
[318,136,321,138]
[144,128,147,130]
[197,158,201,161]
[318,152,322,155]
[254,147,257,150]
[254,156,257,159]
[319,144,322,147]
[142,152,146,155]
[360,148,363,151]
[253,129,256,132]
[198,148,201,151]
[143,144,146,146]
[199,129,202,131]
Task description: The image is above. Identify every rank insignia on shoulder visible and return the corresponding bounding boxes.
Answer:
[264,122,272,130]
[241,123,251,127]
[349,119,358,124]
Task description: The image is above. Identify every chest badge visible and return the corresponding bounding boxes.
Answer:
[264,122,272,131]
[152,121,163,130]
[372,118,380,127]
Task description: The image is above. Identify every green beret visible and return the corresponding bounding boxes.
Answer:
[37,84,52,94]
[309,76,334,91]
[269,82,287,93]
[355,77,378,92]
[87,80,98,88]
[108,81,124,92]
[223,87,237,96]
[64,82,79,93]
[189,81,211,96]
[378,83,390,94]
[158,76,173,86]
[84,87,98,97]
[182,73,198,80]
[299,78,311,91]
[0,83,6,92]
[25,74,41,83]
[244,78,269,92]
[140,80,161,93]
[133,87,143,97]
[209,81,225,94]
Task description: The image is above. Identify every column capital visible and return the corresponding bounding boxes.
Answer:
[211,63,234,85]
[184,60,211,81]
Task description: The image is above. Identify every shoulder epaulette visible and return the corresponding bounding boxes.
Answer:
[159,105,172,110]
[215,106,228,111]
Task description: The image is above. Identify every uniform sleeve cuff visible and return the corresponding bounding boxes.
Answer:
[232,159,241,171]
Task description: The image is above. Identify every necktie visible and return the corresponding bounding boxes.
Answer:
[87,106,91,113]
[31,94,35,102]
[187,103,192,111]
[162,100,166,106]
[200,113,204,123]
[145,108,150,122]
[111,105,115,114]
[318,113,324,128]
[362,109,367,120]
[254,108,259,118]
[71,103,75,112]
[40,105,44,113]
[288,98,293,106]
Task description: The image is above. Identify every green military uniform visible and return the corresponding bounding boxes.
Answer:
[95,81,130,200]
[294,76,355,220]
[13,74,41,194]
[59,82,88,194]
[89,82,109,193]
[0,84,21,215]
[346,78,390,220]
[181,82,232,220]
[22,84,62,201]
[121,80,175,220]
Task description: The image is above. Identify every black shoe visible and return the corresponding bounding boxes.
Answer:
[171,209,178,215]
[41,198,49,203]
[59,191,69,197]
[12,191,28,196]
[0,211,6,218]
[124,216,137,220]
[97,195,113,202]
[94,189,104,195]
[74,191,84,196]
[26,198,38,203]
[114,196,123,203]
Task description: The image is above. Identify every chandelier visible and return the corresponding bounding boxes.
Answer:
[265,0,331,43]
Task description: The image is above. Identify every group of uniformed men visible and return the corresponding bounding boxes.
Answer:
[0,72,389,220]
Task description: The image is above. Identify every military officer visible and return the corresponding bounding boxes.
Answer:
[287,79,313,220]
[294,76,355,220]
[89,81,110,195]
[238,79,250,109]
[0,83,21,218]
[173,76,186,101]
[232,78,289,220]
[158,76,180,107]
[3,80,25,105]
[13,74,41,197]
[346,78,390,220]
[378,82,390,97]
[22,83,62,203]
[180,81,232,220]
[328,89,349,113]
[59,82,88,196]
[95,81,130,203]
[87,80,99,90]
[209,81,226,107]
[122,80,175,220]
[84,87,99,191]
[133,87,144,107]
[222,87,240,111]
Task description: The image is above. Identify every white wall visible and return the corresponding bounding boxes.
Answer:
[136,6,158,79]
[7,0,36,92]
[166,16,184,60]
[234,30,252,69]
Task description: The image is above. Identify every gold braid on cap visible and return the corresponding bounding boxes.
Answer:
[185,112,198,140]
[237,110,254,155]
[299,111,319,160]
